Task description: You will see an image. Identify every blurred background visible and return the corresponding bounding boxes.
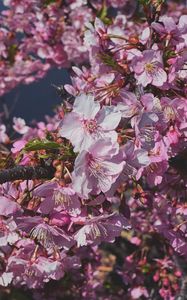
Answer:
[1,68,71,122]
[0,1,71,123]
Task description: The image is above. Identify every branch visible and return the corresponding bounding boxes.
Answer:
[0,165,55,184]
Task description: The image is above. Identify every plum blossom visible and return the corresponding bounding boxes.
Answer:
[131,50,167,87]
[30,257,64,282]
[33,181,58,214]
[13,117,29,134]
[72,139,124,198]
[0,1,186,297]
[59,93,121,152]
[117,91,140,118]
[0,196,21,216]
[11,140,27,154]
[74,213,130,247]
[54,187,81,217]
[131,286,149,299]
[137,161,168,187]
[28,222,74,251]
[0,272,13,287]
[33,182,81,216]
[121,141,150,179]
[0,124,9,143]
[152,16,184,45]
[0,218,19,247]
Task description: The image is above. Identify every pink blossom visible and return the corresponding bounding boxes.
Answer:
[0,196,21,216]
[28,222,74,251]
[50,211,71,227]
[54,187,81,217]
[131,50,167,87]
[0,272,13,287]
[74,213,130,247]
[33,182,81,216]
[130,236,141,246]
[0,218,19,246]
[31,257,64,281]
[0,124,9,143]
[59,93,121,152]
[0,1,186,296]
[131,286,149,299]
[72,139,124,197]
[13,117,29,134]
[121,141,150,179]
[117,91,140,118]
[152,16,184,45]
[137,161,168,187]
[11,140,27,154]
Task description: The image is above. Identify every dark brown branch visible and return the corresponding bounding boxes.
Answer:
[0,165,55,184]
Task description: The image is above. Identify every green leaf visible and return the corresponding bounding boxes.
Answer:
[98,52,124,73]
[138,0,150,4]
[8,44,18,65]
[43,0,57,6]
[99,52,118,68]
[164,50,176,59]
[37,153,53,159]
[102,17,113,25]
[97,4,107,21]
[24,139,60,151]
[96,2,112,25]
[142,263,151,273]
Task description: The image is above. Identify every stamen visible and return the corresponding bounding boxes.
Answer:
[55,191,70,206]
[91,224,101,238]
[145,63,156,73]
[163,106,176,122]
[30,225,55,249]
[88,157,106,181]
[83,119,98,134]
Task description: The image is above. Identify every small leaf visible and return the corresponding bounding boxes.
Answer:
[43,0,57,6]
[138,0,150,5]
[97,4,107,21]
[8,44,18,65]
[24,139,60,151]
[38,153,52,159]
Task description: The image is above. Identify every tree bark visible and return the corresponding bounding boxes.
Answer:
[0,165,55,184]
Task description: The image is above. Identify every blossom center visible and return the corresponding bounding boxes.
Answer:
[30,225,54,249]
[83,119,98,134]
[163,106,176,122]
[145,63,156,74]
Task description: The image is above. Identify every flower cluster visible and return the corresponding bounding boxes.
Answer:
[0,0,88,96]
[0,0,135,97]
[0,0,187,299]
